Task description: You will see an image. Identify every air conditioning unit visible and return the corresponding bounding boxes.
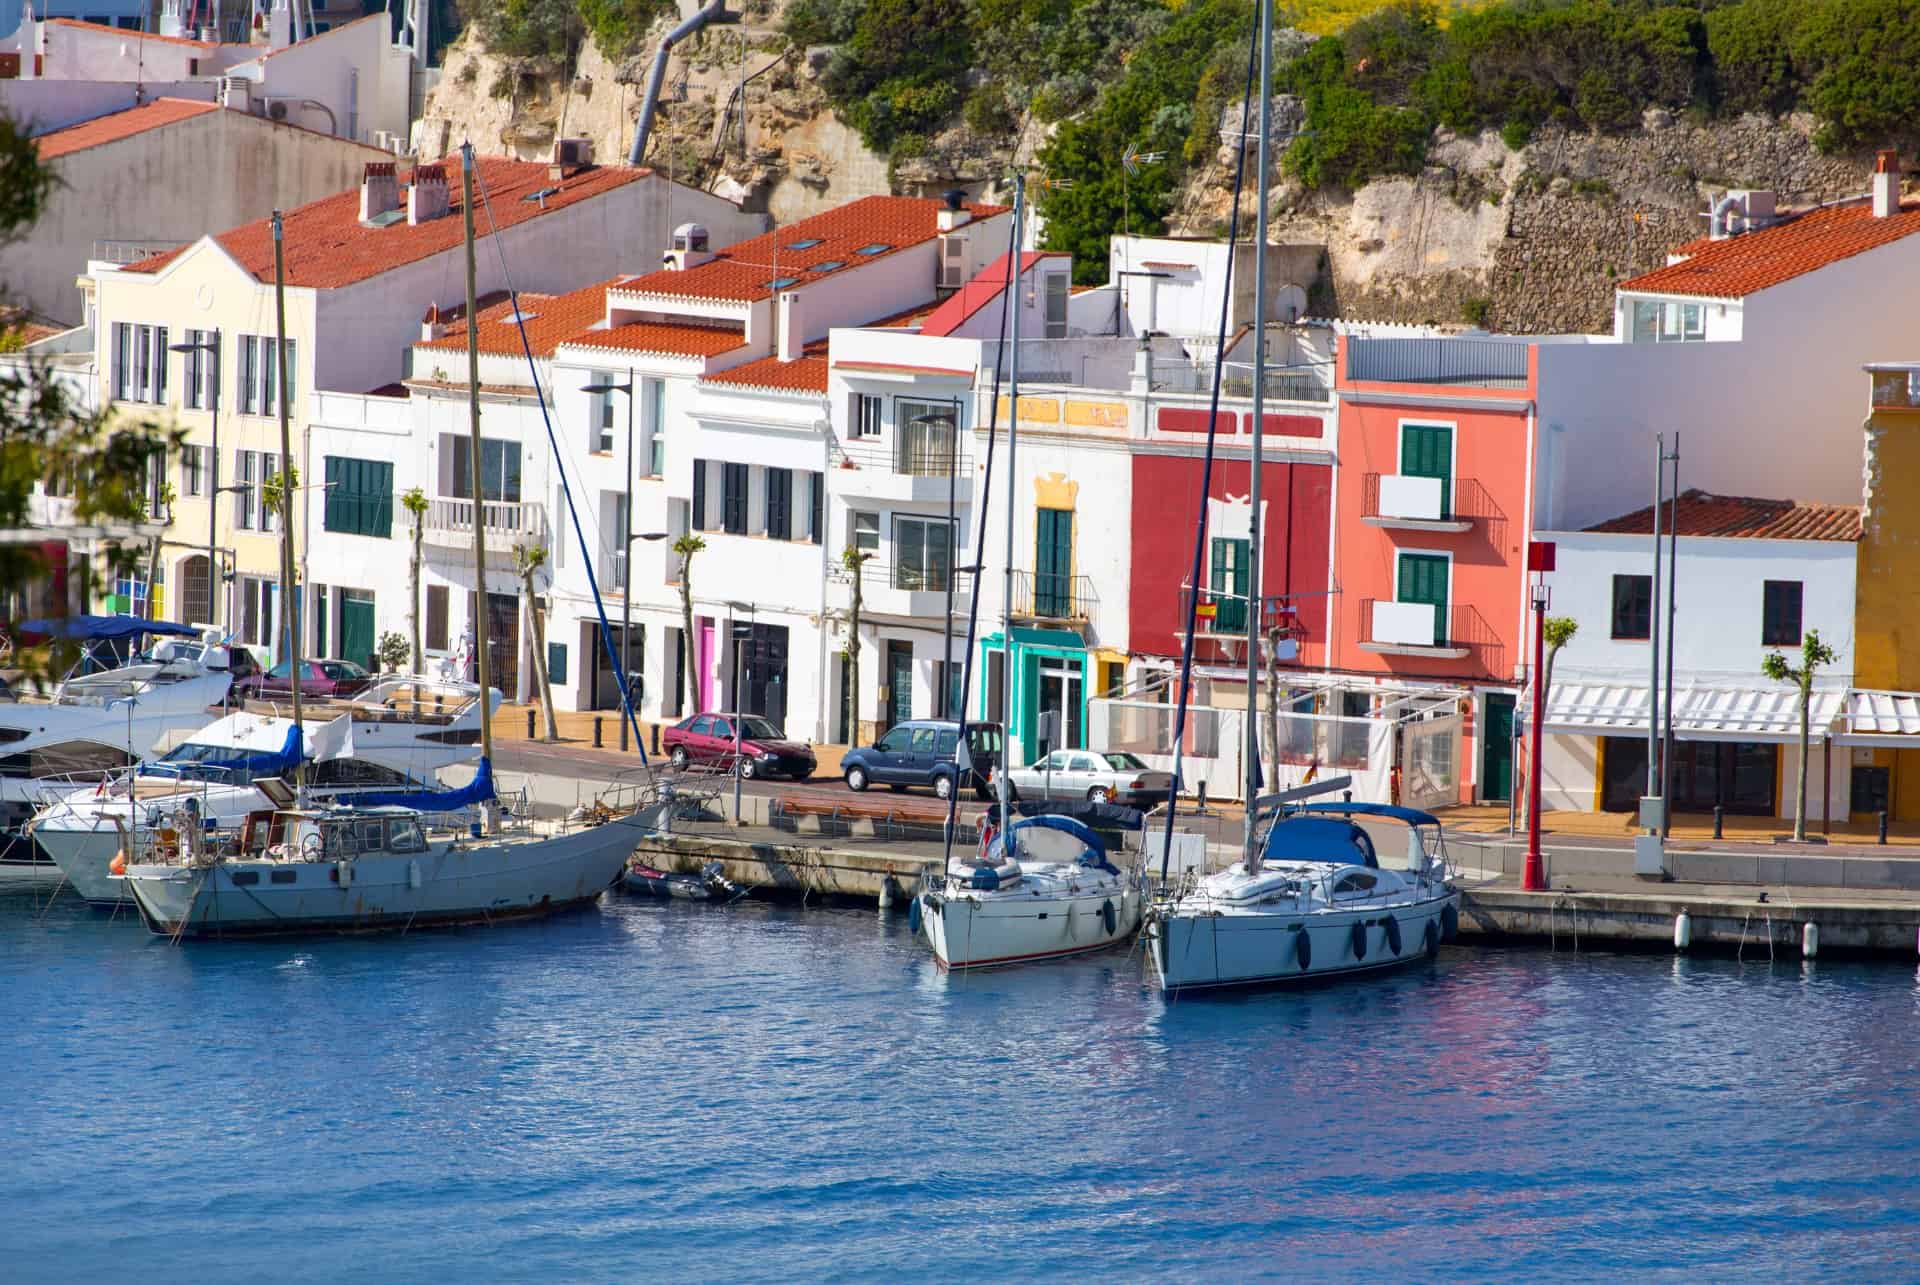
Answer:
[267,100,288,121]
[219,75,250,112]
[553,136,592,168]
[937,233,967,290]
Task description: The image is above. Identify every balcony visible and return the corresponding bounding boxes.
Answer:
[834,437,974,505]
[1153,362,1331,403]
[1359,598,1505,671]
[829,558,973,623]
[1010,569,1097,623]
[1345,337,1530,389]
[423,496,548,554]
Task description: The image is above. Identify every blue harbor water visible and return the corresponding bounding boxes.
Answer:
[9,883,1920,1282]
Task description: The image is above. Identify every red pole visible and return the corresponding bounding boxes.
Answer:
[1524,586,1547,891]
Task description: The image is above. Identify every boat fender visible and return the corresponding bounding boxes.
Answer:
[109,849,127,877]
[1384,915,1403,956]
[1100,898,1116,936]
[1295,928,1312,972]
[1424,919,1440,959]
[1351,920,1368,960]
[407,859,422,891]
[1441,903,1459,942]
[908,895,924,935]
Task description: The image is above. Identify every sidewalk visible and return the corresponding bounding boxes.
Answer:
[1436,801,1920,851]
[488,702,851,777]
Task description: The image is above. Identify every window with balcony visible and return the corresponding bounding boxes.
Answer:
[1762,579,1803,647]
[894,516,952,591]
[897,398,960,476]
[1611,574,1652,640]
[1208,537,1249,632]
[1393,552,1449,646]
[323,457,394,538]
[721,462,749,534]
[1397,423,1453,520]
[765,467,792,540]
[1629,299,1706,344]
[1035,507,1073,618]
[443,434,522,503]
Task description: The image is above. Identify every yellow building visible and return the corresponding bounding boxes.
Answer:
[1852,362,1920,820]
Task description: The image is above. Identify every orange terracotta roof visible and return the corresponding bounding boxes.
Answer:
[565,319,745,358]
[124,158,653,289]
[703,340,829,393]
[33,97,220,160]
[45,17,216,46]
[617,194,1006,304]
[920,251,1060,337]
[1586,489,1862,541]
[418,280,617,358]
[872,299,944,328]
[1620,199,1920,299]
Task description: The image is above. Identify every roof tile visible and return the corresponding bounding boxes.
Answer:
[33,97,220,160]
[702,340,829,393]
[1620,199,1920,299]
[1585,489,1862,541]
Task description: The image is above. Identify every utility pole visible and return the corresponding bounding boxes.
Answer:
[1242,0,1272,867]
[272,211,303,790]
[1661,433,1679,835]
[1645,432,1662,827]
[462,145,496,826]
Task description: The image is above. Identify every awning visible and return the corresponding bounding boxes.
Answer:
[1010,626,1084,649]
[1839,689,1920,747]
[1534,679,1847,744]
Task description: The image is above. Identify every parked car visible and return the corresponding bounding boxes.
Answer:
[841,720,1004,801]
[662,712,816,780]
[1001,748,1175,807]
[238,658,373,700]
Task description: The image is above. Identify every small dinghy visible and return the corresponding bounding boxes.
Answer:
[624,859,742,902]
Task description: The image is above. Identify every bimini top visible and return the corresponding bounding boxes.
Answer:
[20,614,200,642]
[1289,801,1441,828]
[1264,816,1378,869]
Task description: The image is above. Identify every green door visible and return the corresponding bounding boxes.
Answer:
[1401,424,1453,519]
[1481,692,1515,801]
[1397,553,1449,645]
[1035,508,1073,617]
[1210,537,1249,632]
[340,592,375,670]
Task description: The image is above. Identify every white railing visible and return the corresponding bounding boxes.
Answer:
[424,497,548,545]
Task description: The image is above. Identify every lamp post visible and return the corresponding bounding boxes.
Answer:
[910,409,960,718]
[1525,576,1549,892]
[168,329,221,629]
[726,597,756,825]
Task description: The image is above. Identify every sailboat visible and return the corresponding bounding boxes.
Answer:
[117,148,659,936]
[1144,5,1457,991]
[914,175,1144,969]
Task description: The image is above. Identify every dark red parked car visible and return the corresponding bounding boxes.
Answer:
[237,658,373,700]
[662,712,816,780]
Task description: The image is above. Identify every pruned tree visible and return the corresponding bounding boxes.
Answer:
[672,533,705,716]
[1762,628,1838,843]
[401,486,427,673]
[514,543,558,742]
[841,543,874,747]
[1542,615,1578,704]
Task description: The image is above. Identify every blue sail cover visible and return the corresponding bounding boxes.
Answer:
[352,757,497,812]
[155,725,305,782]
[19,614,200,641]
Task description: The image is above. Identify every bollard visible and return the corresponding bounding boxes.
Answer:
[1196,781,1208,813]
[1344,789,1353,804]
[1881,810,1891,846]
[652,724,661,756]
[593,716,603,748]
[526,709,535,738]
[1713,805,1724,840]
[619,718,629,752]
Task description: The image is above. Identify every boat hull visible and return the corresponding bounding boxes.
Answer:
[122,816,647,939]
[31,824,124,903]
[1150,890,1458,992]
[921,883,1143,969]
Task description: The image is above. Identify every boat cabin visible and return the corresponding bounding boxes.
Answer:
[238,807,430,862]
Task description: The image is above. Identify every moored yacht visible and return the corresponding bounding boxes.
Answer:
[917,814,1143,969]
[1147,803,1459,993]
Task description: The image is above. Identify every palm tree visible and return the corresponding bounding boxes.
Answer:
[672,533,705,715]
[841,544,873,747]
[401,487,427,673]
[1763,628,1838,843]
[514,543,558,742]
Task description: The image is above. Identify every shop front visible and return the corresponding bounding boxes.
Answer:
[980,627,1089,765]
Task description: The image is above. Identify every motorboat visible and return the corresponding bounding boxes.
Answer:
[1147,802,1460,993]
[0,628,236,883]
[29,696,500,905]
[117,795,661,939]
[915,814,1144,969]
[624,859,743,901]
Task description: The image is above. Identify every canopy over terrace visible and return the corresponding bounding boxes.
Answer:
[1530,677,1849,743]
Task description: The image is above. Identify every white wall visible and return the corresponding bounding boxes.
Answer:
[227,13,412,144]
[2,78,212,131]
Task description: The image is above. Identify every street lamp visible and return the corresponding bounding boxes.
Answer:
[910,409,960,719]
[726,597,757,825]
[169,330,220,629]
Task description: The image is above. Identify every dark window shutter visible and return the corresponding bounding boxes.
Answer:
[691,461,706,530]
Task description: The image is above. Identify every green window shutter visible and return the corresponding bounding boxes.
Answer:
[369,460,394,537]
[1035,508,1073,616]
[324,456,344,532]
[548,641,569,686]
[1210,537,1249,632]
[1400,424,1453,518]
[1397,553,1449,645]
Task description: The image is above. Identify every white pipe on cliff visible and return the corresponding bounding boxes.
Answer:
[628,0,726,167]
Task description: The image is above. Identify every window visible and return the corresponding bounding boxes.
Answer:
[323,457,394,538]
[894,515,952,591]
[1396,552,1450,646]
[239,335,295,414]
[1044,270,1068,339]
[1762,580,1803,647]
[765,467,792,540]
[1209,537,1249,633]
[181,329,217,409]
[1628,299,1706,344]
[691,460,708,530]
[111,323,168,403]
[873,726,910,752]
[1399,423,1453,519]
[591,372,617,453]
[807,472,823,544]
[237,576,272,646]
[445,435,521,502]
[852,393,882,438]
[721,462,749,534]
[896,399,959,476]
[850,510,880,555]
[233,450,260,530]
[643,377,665,475]
[1611,574,1653,640]
[179,445,207,497]
[426,585,449,651]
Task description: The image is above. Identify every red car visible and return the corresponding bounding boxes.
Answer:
[662,712,817,780]
[238,658,374,700]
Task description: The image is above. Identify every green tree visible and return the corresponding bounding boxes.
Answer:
[1542,615,1578,702]
[1762,627,1838,843]
[401,486,428,673]
[376,630,412,673]
[514,543,558,741]
[672,533,705,718]
[841,543,874,746]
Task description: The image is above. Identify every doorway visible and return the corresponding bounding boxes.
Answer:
[739,623,790,731]
[1481,692,1515,802]
[1037,660,1083,751]
[472,591,519,695]
[885,641,914,730]
[339,590,375,671]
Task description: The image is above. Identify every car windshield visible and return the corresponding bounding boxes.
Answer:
[739,717,783,740]
[1102,752,1148,770]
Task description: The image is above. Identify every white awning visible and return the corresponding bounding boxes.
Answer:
[1532,680,1847,744]
[1839,689,1920,746]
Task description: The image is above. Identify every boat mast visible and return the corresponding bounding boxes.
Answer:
[994,175,1025,848]
[1242,0,1272,870]
[461,145,497,802]
[271,210,304,791]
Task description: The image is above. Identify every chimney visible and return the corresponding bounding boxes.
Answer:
[407,161,450,225]
[661,222,714,271]
[937,188,970,232]
[1874,149,1901,218]
[421,302,446,341]
[550,136,591,179]
[358,161,398,223]
[777,291,801,362]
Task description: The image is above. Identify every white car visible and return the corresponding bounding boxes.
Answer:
[1002,749,1175,807]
